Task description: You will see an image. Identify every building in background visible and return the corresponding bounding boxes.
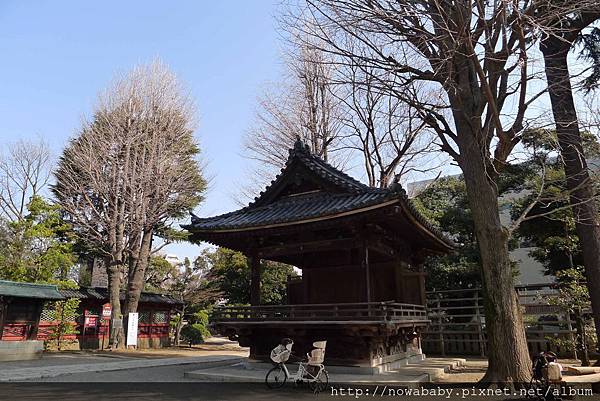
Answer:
[0,280,63,361]
[407,177,551,285]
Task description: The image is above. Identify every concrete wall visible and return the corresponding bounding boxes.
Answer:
[0,340,43,361]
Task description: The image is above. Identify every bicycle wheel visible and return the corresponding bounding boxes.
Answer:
[309,368,329,393]
[265,365,287,389]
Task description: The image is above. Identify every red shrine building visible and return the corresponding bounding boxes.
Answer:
[0,280,180,350]
[185,139,453,371]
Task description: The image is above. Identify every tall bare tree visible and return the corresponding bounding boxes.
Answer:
[245,42,345,174]
[338,64,438,188]
[538,10,600,349]
[0,139,51,223]
[285,0,570,383]
[53,61,206,348]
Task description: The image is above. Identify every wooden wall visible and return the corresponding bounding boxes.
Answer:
[287,259,426,305]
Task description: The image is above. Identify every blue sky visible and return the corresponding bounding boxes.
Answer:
[0,1,285,262]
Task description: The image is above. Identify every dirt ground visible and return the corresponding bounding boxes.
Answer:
[43,336,249,359]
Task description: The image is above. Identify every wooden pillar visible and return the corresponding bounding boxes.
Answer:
[29,301,43,340]
[394,262,404,302]
[0,297,5,340]
[437,295,446,356]
[249,254,261,306]
[363,241,371,303]
[474,294,485,357]
[417,265,426,306]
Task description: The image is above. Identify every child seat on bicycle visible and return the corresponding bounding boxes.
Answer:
[306,341,326,366]
[270,338,293,364]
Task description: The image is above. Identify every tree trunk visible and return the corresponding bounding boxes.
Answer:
[456,128,531,384]
[175,308,185,346]
[124,228,153,315]
[106,256,125,349]
[541,39,600,347]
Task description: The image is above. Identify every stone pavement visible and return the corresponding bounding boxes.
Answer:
[0,354,244,382]
[185,357,466,386]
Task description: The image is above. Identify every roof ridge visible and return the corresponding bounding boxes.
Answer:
[297,152,371,192]
[244,137,376,209]
[0,280,59,289]
[184,139,454,249]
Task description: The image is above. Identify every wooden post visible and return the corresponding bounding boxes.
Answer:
[417,265,426,306]
[249,254,261,306]
[0,297,5,340]
[474,293,485,357]
[364,242,371,303]
[565,311,577,360]
[437,295,445,356]
[29,301,44,340]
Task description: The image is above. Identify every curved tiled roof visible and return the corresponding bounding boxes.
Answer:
[59,287,182,305]
[248,140,371,208]
[0,280,64,300]
[190,190,393,231]
[186,138,454,249]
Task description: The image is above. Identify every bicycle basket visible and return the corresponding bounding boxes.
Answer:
[270,345,291,363]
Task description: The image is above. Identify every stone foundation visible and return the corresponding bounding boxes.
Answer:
[222,323,424,370]
[0,340,44,361]
[244,342,425,375]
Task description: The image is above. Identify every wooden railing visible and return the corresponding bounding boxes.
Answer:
[422,284,590,357]
[1,322,37,340]
[212,301,428,324]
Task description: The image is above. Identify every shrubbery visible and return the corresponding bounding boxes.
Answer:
[180,310,212,346]
[180,323,206,346]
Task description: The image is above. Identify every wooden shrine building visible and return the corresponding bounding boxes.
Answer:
[0,280,64,342]
[0,280,64,361]
[185,139,454,369]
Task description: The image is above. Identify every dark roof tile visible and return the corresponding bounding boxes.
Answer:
[59,287,182,306]
[186,138,454,249]
[0,280,64,300]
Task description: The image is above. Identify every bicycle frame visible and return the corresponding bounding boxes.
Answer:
[280,361,324,383]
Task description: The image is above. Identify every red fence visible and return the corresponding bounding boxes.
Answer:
[3,311,171,346]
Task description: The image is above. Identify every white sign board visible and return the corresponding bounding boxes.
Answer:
[126,312,139,347]
[102,303,111,318]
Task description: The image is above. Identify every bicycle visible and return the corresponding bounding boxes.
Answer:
[265,339,329,392]
[526,351,564,401]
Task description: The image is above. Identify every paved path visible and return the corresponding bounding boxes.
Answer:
[0,354,243,382]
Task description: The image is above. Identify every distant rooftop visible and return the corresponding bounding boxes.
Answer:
[0,280,64,300]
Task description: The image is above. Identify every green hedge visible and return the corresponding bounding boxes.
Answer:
[180,323,207,346]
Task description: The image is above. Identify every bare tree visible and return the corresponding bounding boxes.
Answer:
[0,139,51,223]
[53,60,206,348]
[284,0,571,383]
[244,40,439,200]
[245,41,345,175]
[337,64,439,188]
[538,10,600,350]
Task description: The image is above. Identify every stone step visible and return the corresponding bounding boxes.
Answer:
[387,357,466,381]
